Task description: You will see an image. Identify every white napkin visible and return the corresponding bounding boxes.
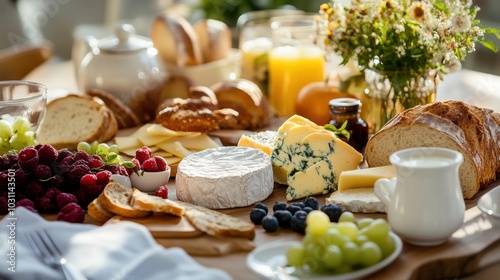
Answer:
[0,207,232,280]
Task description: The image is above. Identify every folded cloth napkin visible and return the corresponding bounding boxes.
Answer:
[0,207,232,280]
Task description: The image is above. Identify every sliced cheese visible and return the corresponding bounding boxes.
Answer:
[271,114,363,201]
[156,140,193,158]
[338,165,396,191]
[176,147,274,209]
[176,134,220,151]
[326,188,386,213]
[237,130,278,156]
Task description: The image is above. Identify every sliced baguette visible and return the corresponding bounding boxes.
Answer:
[87,198,115,223]
[97,182,150,218]
[326,188,386,213]
[176,201,255,240]
[130,189,185,217]
[87,89,141,129]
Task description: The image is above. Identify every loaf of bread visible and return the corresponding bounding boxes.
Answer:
[97,182,151,218]
[365,101,500,199]
[130,189,185,217]
[37,94,118,150]
[86,89,141,129]
[150,12,203,66]
[193,19,232,63]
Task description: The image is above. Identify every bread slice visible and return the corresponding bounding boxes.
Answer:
[97,182,150,218]
[193,19,232,63]
[87,89,141,129]
[365,101,500,199]
[37,94,118,150]
[130,189,185,217]
[326,188,386,213]
[87,198,115,223]
[177,201,255,240]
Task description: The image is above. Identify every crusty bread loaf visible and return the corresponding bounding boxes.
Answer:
[211,79,272,129]
[150,12,203,66]
[177,201,256,240]
[193,19,232,63]
[365,101,500,199]
[37,94,118,150]
[130,189,185,217]
[87,89,141,129]
[87,198,115,223]
[97,182,150,218]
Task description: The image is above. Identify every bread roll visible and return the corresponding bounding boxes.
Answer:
[211,79,272,129]
[193,19,232,63]
[150,12,203,66]
[365,101,500,199]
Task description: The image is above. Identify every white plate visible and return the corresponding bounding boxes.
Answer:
[246,232,402,280]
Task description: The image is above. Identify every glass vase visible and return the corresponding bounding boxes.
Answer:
[362,69,437,134]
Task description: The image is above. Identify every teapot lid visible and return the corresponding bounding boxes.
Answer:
[98,24,152,53]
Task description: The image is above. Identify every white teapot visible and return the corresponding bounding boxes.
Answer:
[76,24,166,123]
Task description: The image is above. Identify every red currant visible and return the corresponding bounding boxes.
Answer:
[155,186,168,199]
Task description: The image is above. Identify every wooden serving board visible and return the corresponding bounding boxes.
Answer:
[108,213,203,238]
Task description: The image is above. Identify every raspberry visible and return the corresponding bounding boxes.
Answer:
[24,181,46,199]
[74,150,90,162]
[16,198,35,208]
[88,154,104,168]
[56,193,78,209]
[34,165,53,180]
[14,169,27,189]
[0,197,7,214]
[75,188,93,207]
[80,173,97,187]
[118,165,129,176]
[0,156,9,171]
[71,159,88,168]
[37,144,59,166]
[67,164,90,186]
[35,196,58,213]
[18,147,39,172]
[135,146,152,164]
[43,175,64,190]
[154,156,168,172]
[155,185,168,199]
[131,158,141,171]
[57,149,73,162]
[0,171,7,188]
[7,154,18,167]
[59,155,76,173]
[57,203,85,223]
[103,164,120,174]
[142,158,158,172]
[45,187,62,203]
[80,175,103,198]
[96,170,112,186]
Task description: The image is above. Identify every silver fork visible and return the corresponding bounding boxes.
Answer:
[24,229,87,280]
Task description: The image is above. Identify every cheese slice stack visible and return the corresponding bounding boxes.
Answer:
[271,115,363,201]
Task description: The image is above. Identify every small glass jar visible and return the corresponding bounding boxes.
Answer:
[329,98,368,153]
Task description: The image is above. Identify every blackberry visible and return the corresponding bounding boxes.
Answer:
[273,210,292,228]
[321,203,343,223]
[37,144,58,166]
[286,204,302,215]
[249,208,267,225]
[262,216,279,232]
[290,210,308,234]
[18,147,39,172]
[303,197,319,210]
[273,201,287,212]
[253,202,268,214]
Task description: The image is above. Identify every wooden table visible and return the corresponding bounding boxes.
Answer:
[24,59,500,279]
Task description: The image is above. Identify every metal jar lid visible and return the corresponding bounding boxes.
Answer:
[329,97,361,114]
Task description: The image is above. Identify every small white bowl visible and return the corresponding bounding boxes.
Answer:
[129,167,170,193]
[478,185,500,225]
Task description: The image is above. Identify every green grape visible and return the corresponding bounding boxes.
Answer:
[286,244,305,267]
[303,255,321,273]
[377,235,396,258]
[357,218,374,230]
[10,132,32,150]
[333,263,353,274]
[0,120,13,139]
[306,210,330,237]
[89,140,99,154]
[321,227,349,247]
[322,245,342,270]
[354,234,369,246]
[359,241,382,267]
[336,222,358,241]
[360,218,390,243]
[77,141,92,153]
[109,144,120,154]
[96,143,109,155]
[12,117,31,134]
[341,241,360,265]
[338,211,355,223]
[0,138,12,154]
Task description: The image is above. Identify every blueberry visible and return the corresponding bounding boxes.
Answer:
[273,210,293,228]
[249,208,267,225]
[253,202,268,214]
[321,203,343,223]
[287,204,302,215]
[290,210,308,234]
[302,207,313,213]
[273,201,287,212]
[303,197,319,210]
[291,202,305,209]
[262,216,279,232]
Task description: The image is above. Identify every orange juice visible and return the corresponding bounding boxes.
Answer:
[269,45,325,116]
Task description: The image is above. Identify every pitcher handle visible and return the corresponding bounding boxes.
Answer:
[374,177,397,207]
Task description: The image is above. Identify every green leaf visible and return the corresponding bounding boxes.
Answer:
[479,40,499,52]
[324,121,351,140]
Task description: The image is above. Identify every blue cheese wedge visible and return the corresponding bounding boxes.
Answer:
[175,146,273,209]
[271,115,363,201]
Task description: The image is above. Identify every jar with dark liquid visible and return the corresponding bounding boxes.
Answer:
[329,98,368,153]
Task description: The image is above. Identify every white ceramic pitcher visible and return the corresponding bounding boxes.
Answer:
[374,147,465,246]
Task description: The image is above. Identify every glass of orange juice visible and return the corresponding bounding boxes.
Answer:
[268,14,326,117]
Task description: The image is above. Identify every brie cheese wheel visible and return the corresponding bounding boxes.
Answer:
[326,188,386,213]
[175,146,273,209]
